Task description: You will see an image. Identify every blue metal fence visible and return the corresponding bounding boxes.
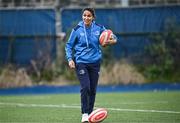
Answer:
[0,9,56,65]
[0,6,179,65]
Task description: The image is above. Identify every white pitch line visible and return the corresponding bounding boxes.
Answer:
[96,101,169,105]
[106,107,180,114]
[0,102,180,114]
[0,102,80,109]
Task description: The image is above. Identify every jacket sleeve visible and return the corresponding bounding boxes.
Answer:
[65,29,77,62]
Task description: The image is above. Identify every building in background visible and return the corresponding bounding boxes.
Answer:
[0,0,180,8]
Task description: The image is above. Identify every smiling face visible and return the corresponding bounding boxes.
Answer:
[82,10,94,27]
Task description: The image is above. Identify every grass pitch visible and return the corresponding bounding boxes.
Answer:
[0,91,180,123]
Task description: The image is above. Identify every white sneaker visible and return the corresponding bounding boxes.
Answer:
[81,113,89,123]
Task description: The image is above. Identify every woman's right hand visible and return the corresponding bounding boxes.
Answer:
[68,60,75,69]
[103,33,117,47]
[107,34,117,44]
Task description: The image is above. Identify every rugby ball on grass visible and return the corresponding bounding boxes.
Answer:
[99,30,113,47]
[88,108,108,123]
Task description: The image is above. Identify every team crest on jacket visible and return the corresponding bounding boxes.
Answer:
[79,69,85,75]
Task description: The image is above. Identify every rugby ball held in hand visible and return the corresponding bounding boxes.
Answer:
[88,108,108,123]
[99,30,113,46]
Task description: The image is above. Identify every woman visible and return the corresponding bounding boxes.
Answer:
[65,7,116,123]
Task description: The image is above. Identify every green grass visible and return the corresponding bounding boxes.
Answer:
[0,91,180,123]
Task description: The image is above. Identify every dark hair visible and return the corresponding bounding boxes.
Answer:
[82,7,96,18]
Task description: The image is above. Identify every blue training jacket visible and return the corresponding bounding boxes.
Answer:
[65,21,106,63]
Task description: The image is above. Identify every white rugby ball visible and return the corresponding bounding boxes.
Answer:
[88,108,108,123]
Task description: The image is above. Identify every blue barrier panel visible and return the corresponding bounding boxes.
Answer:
[0,9,56,36]
[0,83,180,95]
[0,9,56,65]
